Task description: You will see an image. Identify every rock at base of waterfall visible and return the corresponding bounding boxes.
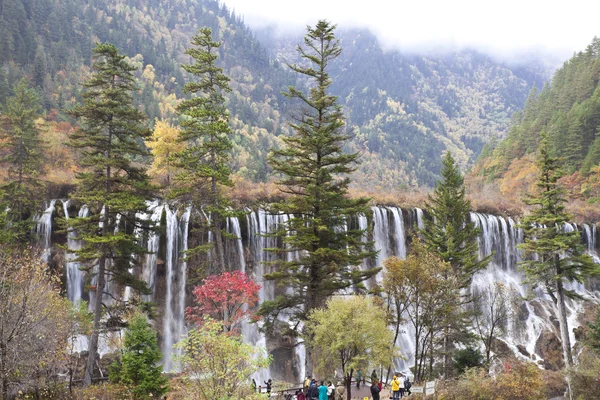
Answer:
[535,331,564,370]
[491,338,512,359]
[541,369,568,398]
[516,344,530,358]
[266,320,302,383]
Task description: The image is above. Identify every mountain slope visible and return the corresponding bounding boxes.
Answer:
[471,38,600,208]
[0,0,547,190]
[261,28,547,188]
[0,0,296,183]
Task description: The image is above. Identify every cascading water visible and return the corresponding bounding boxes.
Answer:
[161,205,191,372]
[65,202,89,303]
[389,207,407,259]
[36,199,57,260]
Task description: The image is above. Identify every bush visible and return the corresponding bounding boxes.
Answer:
[109,313,168,399]
[453,347,484,375]
[569,349,600,400]
[439,361,546,400]
[72,383,132,400]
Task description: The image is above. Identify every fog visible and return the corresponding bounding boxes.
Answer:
[223,0,599,64]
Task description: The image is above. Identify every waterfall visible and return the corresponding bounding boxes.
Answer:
[160,205,192,372]
[139,201,164,301]
[53,202,600,382]
[389,207,406,259]
[36,199,57,260]
[162,205,180,372]
[583,224,600,264]
[65,202,89,303]
[372,207,390,283]
[177,206,191,344]
[416,208,425,230]
[244,209,273,383]
[229,215,246,272]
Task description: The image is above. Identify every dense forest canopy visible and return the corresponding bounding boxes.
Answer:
[472,37,600,211]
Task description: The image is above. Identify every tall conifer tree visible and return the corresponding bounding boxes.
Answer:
[422,152,489,285]
[519,132,598,367]
[0,78,45,239]
[67,43,153,386]
[421,151,490,377]
[175,27,234,273]
[260,20,378,376]
[0,67,9,105]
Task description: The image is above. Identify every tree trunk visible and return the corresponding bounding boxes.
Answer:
[443,328,450,379]
[555,278,573,367]
[305,343,314,380]
[345,373,352,400]
[213,214,226,272]
[413,331,419,382]
[83,254,106,386]
[1,340,7,400]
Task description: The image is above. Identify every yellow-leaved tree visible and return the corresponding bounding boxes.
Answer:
[146,119,183,186]
[175,317,271,400]
[0,248,76,398]
[308,296,395,400]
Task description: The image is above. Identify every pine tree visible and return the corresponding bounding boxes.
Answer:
[0,78,45,239]
[175,27,234,273]
[67,43,153,386]
[110,313,168,399]
[0,66,9,105]
[32,45,47,88]
[519,132,598,367]
[260,20,378,376]
[421,151,490,378]
[422,152,490,285]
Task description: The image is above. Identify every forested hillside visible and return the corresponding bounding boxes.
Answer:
[260,28,547,188]
[0,0,296,183]
[472,38,600,208]
[0,0,546,190]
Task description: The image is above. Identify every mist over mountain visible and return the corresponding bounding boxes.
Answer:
[258,27,547,187]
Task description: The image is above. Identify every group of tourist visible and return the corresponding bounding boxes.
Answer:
[300,378,337,400]
[252,378,273,396]
[253,372,413,399]
[367,372,411,400]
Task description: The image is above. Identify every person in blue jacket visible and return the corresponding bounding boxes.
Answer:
[307,381,319,400]
[319,381,328,400]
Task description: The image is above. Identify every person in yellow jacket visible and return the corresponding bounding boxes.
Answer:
[391,375,401,400]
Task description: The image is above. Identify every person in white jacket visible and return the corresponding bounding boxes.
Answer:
[327,381,335,400]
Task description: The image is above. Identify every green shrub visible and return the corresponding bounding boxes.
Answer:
[569,349,600,400]
[453,347,484,375]
[110,313,168,399]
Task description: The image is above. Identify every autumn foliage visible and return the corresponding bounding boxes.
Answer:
[439,361,546,400]
[186,271,261,332]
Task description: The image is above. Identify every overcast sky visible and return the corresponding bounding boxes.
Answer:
[222,0,599,62]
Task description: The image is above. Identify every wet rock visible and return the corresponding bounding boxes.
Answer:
[542,369,567,398]
[535,331,564,370]
[491,338,511,358]
[517,303,529,322]
[266,320,302,382]
[516,344,530,358]
[574,325,585,342]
